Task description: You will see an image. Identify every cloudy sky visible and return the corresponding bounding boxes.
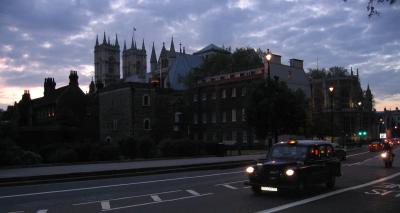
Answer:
[0,0,399,110]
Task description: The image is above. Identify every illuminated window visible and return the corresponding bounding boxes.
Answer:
[232,109,237,122]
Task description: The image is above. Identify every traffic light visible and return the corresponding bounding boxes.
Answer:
[358,130,367,136]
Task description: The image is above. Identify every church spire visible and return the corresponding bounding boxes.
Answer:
[134,41,137,50]
[142,38,145,51]
[150,42,157,63]
[179,42,182,53]
[123,40,126,51]
[115,34,119,47]
[95,34,99,46]
[131,36,134,49]
[103,31,106,44]
[108,36,110,45]
[170,36,175,53]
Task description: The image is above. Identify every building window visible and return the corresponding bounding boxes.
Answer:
[222,89,226,99]
[231,88,236,97]
[202,93,207,101]
[194,113,198,124]
[144,118,151,130]
[232,109,237,122]
[242,108,246,122]
[232,131,237,142]
[212,91,216,100]
[241,87,247,96]
[212,112,216,123]
[243,131,248,144]
[143,94,150,106]
[222,111,227,123]
[113,120,118,131]
[202,113,207,124]
[193,94,198,102]
[174,112,182,123]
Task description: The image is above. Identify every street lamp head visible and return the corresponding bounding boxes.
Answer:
[266,49,272,61]
[358,101,362,106]
[328,86,334,93]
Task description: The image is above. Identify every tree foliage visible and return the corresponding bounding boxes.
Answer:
[344,0,397,17]
[308,66,350,79]
[182,47,263,88]
[245,79,309,141]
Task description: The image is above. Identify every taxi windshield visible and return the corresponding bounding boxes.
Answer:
[269,145,307,160]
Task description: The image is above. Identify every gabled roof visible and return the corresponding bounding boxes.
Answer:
[167,54,203,90]
[193,43,228,55]
[31,86,68,106]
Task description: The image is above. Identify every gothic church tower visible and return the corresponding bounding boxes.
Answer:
[94,32,120,88]
[122,36,147,79]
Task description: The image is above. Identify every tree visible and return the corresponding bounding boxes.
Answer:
[181,47,263,88]
[245,78,309,147]
[344,0,397,17]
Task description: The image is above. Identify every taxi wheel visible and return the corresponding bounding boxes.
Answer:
[326,176,336,189]
[251,186,262,195]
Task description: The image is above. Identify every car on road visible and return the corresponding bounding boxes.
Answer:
[332,143,346,161]
[368,141,383,152]
[245,140,342,194]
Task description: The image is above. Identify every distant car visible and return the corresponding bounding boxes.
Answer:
[245,140,342,194]
[332,143,346,161]
[369,141,383,152]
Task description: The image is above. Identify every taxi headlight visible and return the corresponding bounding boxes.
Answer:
[246,166,255,174]
[285,169,295,176]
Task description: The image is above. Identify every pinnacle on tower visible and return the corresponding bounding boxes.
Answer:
[95,34,99,46]
[108,37,110,45]
[103,31,106,44]
[115,34,119,47]
[183,46,186,54]
[142,38,145,51]
[134,41,137,50]
[170,36,175,53]
[150,41,157,63]
[179,42,182,53]
[131,36,134,49]
[123,40,126,51]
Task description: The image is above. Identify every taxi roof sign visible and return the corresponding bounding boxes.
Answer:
[288,140,297,145]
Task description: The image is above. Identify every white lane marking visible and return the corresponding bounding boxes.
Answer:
[73,190,181,205]
[347,151,369,157]
[215,180,246,186]
[221,184,238,190]
[102,193,213,211]
[343,154,380,166]
[186,189,201,196]
[8,211,24,213]
[0,171,242,199]
[37,210,47,213]
[101,201,111,210]
[150,195,162,202]
[256,171,400,213]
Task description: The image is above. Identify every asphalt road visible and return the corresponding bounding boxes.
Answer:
[1,147,399,213]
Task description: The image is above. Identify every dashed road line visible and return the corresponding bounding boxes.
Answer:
[102,193,213,211]
[221,184,238,190]
[101,201,111,210]
[347,151,369,157]
[36,210,47,213]
[186,189,201,196]
[150,195,162,202]
[256,172,400,213]
[73,190,182,205]
[0,171,242,199]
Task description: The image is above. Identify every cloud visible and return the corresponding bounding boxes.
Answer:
[0,0,399,110]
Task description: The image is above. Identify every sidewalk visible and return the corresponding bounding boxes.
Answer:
[0,154,266,186]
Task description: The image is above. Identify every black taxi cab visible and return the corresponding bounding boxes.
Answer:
[245,140,341,194]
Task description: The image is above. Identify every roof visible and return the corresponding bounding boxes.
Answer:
[167,53,203,90]
[193,43,227,55]
[31,86,68,106]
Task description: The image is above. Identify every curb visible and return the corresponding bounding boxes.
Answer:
[0,159,260,187]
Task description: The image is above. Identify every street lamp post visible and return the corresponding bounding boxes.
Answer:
[329,86,334,143]
[265,49,272,82]
[358,101,362,143]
